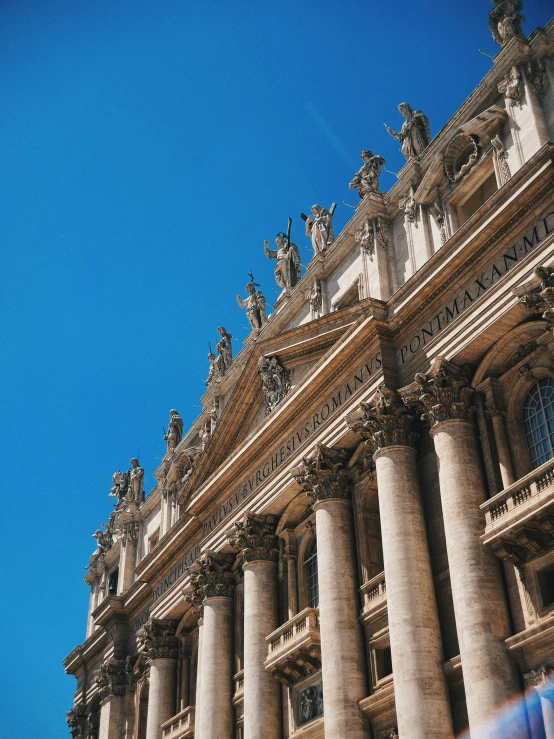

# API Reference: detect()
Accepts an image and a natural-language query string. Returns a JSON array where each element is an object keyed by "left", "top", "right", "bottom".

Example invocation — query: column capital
[
  {"left": 406, "top": 358, "right": 474, "bottom": 427},
  {"left": 186, "top": 551, "right": 236, "bottom": 601},
  {"left": 347, "top": 385, "right": 417, "bottom": 451},
  {"left": 520, "top": 266, "right": 554, "bottom": 331},
  {"left": 138, "top": 618, "right": 178, "bottom": 660},
  {"left": 226, "top": 512, "right": 278, "bottom": 563},
  {"left": 94, "top": 658, "right": 129, "bottom": 699},
  {"left": 291, "top": 443, "right": 352, "bottom": 504},
  {"left": 66, "top": 703, "right": 87, "bottom": 739},
  {"left": 524, "top": 665, "right": 554, "bottom": 695}
]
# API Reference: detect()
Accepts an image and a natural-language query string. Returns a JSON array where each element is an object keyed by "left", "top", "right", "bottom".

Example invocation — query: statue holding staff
[
  {"left": 385, "top": 103, "right": 430, "bottom": 160},
  {"left": 301, "top": 204, "right": 335, "bottom": 255},
  {"left": 264, "top": 219, "right": 301, "bottom": 289},
  {"left": 237, "top": 275, "right": 267, "bottom": 332}
]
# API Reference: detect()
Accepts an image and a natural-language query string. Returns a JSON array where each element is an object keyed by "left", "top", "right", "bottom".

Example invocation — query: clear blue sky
[{"left": 0, "top": 0, "right": 550, "bottom": 735}]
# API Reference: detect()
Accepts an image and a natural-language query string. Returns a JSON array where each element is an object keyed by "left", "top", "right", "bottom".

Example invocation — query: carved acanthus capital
[
  {"left": 291, "top": 443, "right": 352, "bottom": 504},
  {"left": 227, "top": 512, "right": 278, "bottom": 563},
  {"left": 524, "top": 665, "right": 554, "bottom": 694},
  {"left": 66, "top": 703, "right": 87, "bottom": 739},
  {"left": 347, "top": 385, "right": 417, "bottom": 450},
  {"left": 407, "top": 359, "right": 474, "bottom": 427},
  {"left": 137, "top": 619, "right": 178, "bottom": 661},
  {"left": 94, "top": 658, "right": 128, "bottom": 699},
  {"left": 520, "top": 266, "right": 554, "bottom": 330},
  {"left": 188, "top": 551, "right": 236, "bottom": 600}
]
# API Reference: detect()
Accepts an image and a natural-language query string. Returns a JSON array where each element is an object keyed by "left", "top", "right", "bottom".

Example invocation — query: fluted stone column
[
  {"left": 95, "top": 659, "right": 128, "bottom": 739},
  {"left": 292, "top": 444, "right": 369, "bottom": 739},
  {"left": 186, "top": 552, "right": 235, "bottom": 739},
  {"left": 138, "top": 619, "right": 178, "bottom": 739},
  {"left": 414, "top": 360, "right": 526, "bottom": 739},
  {"left": 227, "top": 513, "right": 281, "bottom": 739},
  {"left": 281, "top": 530, "right": 298, "bottom": 619},
  {"left": 348, "top": 389, "right": 453, "bottom": 739},
  {"left": 525, "top": 667, "right": 554, "bottom": 739}
]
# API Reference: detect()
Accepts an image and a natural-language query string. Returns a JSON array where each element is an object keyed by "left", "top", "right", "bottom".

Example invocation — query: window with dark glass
[
  {"left": 523, "top": 378, "right": 554, "bottom": 469},
  {"left": 108, "top": 568, "right": 119, "bottom": 595},
  {"left": 305, "top": 539, "right": 319, "bottom": 609}
]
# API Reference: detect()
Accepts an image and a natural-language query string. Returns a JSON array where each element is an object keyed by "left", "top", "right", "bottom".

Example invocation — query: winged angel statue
[{"left": 489, "top": 0, "right": 524, "bottom": 47}]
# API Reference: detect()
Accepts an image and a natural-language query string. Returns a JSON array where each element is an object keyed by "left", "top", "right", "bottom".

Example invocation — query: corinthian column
[
  {"left": 138, "top": 619, "right": 178, "bottom": 739},
  {"left": 348, "top": 388, "right": 453, "bottom": 739},
  {"left": 412, "top": 360, "right": 526, "bottom": 739},
  {"left": 292, "top": 444, "right": 369, "bottom": 739},
  {"left": 95, "top": 658, "right": 128, "bottom": 739},
  {"left": 187, "top": 552, "right": 235, "bottom": 739},
  {"left": 227, "top": 513, "right": 281, "bottom": 739}
]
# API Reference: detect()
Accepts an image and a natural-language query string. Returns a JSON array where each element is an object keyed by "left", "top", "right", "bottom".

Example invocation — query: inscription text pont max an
[
  {"left": 398, "top": 210, "right": 554, "bottom": 366},
  {"left": 203, "top": 351, "right": 382, "bottom": 537}
]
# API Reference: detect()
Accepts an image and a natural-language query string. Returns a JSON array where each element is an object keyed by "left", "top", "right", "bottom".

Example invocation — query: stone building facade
[{"left": 65, "top": 9, "right": 554, "bottom": 739}]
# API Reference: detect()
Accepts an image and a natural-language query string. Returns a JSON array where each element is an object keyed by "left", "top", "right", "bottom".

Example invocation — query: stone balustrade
[
  {"left": 360, "top": 571, "right": 387, "bottom": 618},
  {"left": 481, "top": 458, "right": 554, "bottom": 545},
  {"left": 160, "top": 706, "right": 195, "bottom": 739},
  {"left": 264, "top": 607, "right": 321, "bottom": 686}
]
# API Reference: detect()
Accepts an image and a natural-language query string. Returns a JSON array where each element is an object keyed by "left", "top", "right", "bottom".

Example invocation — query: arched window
[
  {"left": 523, "top": 378, "right": 554, "bottom": 469},
  {"left": 305, "top": 538, "right": 319, "bottom": 609}
]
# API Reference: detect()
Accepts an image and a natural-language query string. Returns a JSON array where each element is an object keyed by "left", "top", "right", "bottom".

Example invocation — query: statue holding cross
[{"left": 264, "top": 218, "right": 301, "bottom": 289}]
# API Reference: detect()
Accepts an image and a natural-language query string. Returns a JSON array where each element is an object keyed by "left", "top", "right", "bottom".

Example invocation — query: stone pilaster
[
  {"left": 292, "top": 444, "right": 369, "bottom": 739},
  {"left": 281, "top": 530, "right": 298, "bottom": 619},
  {"left": 525, "top": 667, "right": 554, "bottom": 739},
  {"left": 188, "top": 552, "right": 235, "bottom": 739},
  {"left": 348, "top": 386, "right": 453, "bottom": 739},
  {"left": 119, "top": 522, "right": 139, "bottom": 593},
  {"left": 227, "top": 513, "right": 281, "bottom": 739},
  {"left": 95, "top": 659, "right": 128, "bottom": 739},
  {"left": 138, "top": 620, "right": 178, "bottom": 739},
  {"left": 412, "top": 360, "right": 526, "bottom": 739}
]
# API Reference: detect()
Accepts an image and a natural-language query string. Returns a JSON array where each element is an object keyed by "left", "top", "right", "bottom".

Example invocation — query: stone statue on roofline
[
  {"left": 489, "top": 0, "right": 524, "bottom": 47},
  {"left": 164, "top": 409, "right": 183, "bottom": 453},
  {"left": 264, "top": 232, "right": 301, "bottom": 289},
  {"left": 349, "top": 150, "right": 386, "bottom": 198},
  {"left": 301, "top": 204, "right": 335, "bottom": 255},
  {"left": 129, "top": 458, "right": 144, "bottom": 502},
  {"left": 216, "top": 327, "right": 233, "bottom": 372},
  {"left": 237, "top": 274, "right": 267, "bottom": 332},
  {"left": 385, "top": 103, "right": 430, "bottom": 160}
]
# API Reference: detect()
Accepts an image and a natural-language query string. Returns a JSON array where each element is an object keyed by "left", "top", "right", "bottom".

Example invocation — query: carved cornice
[
  {"left": 520, "top": 266, "right": 554, "bottom": 330},
  {"left": 137, "top": 619, "right": 178, "bottom": 661},
  {"left": 227, "top": 512, "right": 278, "bottom": 563},
  {"left": 187, "top": 551, "right": 236, "bottom": 600},
  {"left": 405, "top": 358, "right": 474, "bottom": 427},
  {"left": 291, "top": 443, "right": 352, "bottom": 503},
  {"left": 347, "top": 385, "right": 417, "bottom": 450},
  {"left": 94, "top": 658, "right": 128, "bottom": 699}
]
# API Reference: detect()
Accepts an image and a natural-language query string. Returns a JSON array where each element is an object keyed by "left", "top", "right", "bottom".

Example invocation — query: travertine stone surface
[
  {"left": 145, "top": 659, "right": 177, "bottom": 739},
  {"left": 431, "top": 419, "right": 526, "bottom": 739},
  {"left": 243, "top": 560, "right": 281, "bottom": 739},
  {"left": 98, "top": 696, "right": 125, "bottom": 739},
  {"left": 374, "top": 445, "right": 454, "bottom": 739},
  {"left": 197, "top": 597, "right": 234, "bottom": 739},
  {"left": 315, "top": 497, "right": 369, "bottom": 739}
]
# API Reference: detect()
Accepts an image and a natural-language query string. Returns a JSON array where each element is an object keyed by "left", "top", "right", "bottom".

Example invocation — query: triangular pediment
[{"left": 177, "top": 300, "right": 378, "bottom": 503}]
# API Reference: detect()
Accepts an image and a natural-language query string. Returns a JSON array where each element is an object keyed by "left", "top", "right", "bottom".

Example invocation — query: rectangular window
[
  {"left": 538, "top": 563, "right": 554, "bottom": 609},
  {"left": 108, "top": 568, "right": 119, "bottom": 595},
  {"left": 148, "top": 529, "right": 160, "bottom": 552}
]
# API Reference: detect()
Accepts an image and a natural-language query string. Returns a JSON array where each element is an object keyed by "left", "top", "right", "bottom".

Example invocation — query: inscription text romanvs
[
  {"left": 202, "top": 350, "right": 382, "bottom": 537},
  {"left": 398, "top": 210, "right": 554, "bottom": 366}
]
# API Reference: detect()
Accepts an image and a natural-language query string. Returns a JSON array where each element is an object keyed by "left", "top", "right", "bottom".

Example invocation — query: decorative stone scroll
[
  {"left": 138, "top": 619, "right": 178, "bottom": 660},
  {"left": 355, "top": 218, "right": 390, "bottom": 255},
  {"left": 444, "top": 133, "right": 480, "bottom": 183},
  {"left": 491, "top": 135, "right": 512, "bottom": 185},
  {"left": 408, "top": 359, "right": 475, "bottom": 427},
  {"left": 291, "top": 443, "right": 352, "bottom": 504},
  {"left": 258, "top": 355, "right": 292, "bottom": 415},
  {"left": 520, "top": 266, "right": 554, "bottom": 331},
  {"left": 187, "top": 551, "right": 236, "bottom": 601},
  {"left": 227, "top": 512, "right": 278, "bottom": 563},
  {"left": 94, "top": 658, "right": 128, "bottom": 699},
  {"left": 526, "top": 59, "right": 547, "bottom": 99},
  {"left": 306, "top": 279, "right": 322, "bottom": 314},
  {"left": 347, "top": 386, "right": 417, "bottom": 451},
  {"left": 498, "top": 66, "right": 523, "bottom": 106}
]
